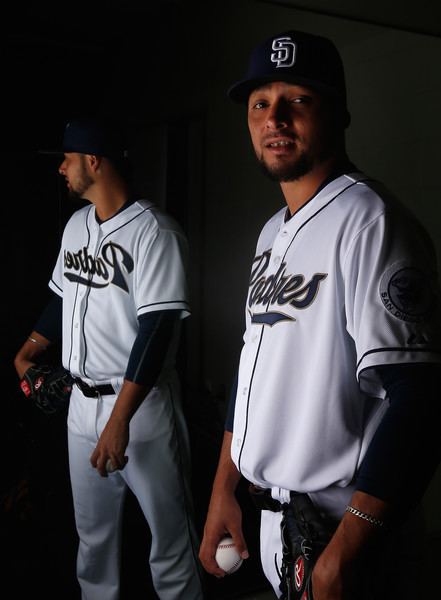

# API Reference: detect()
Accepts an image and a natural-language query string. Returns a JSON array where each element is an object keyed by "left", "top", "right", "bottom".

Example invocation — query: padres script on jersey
[
  {"left": 231, "top": 172, "right": 441, "bottom": 508},
  {"left": 49, "top": 199, "right": 190, "bottom": 384}
]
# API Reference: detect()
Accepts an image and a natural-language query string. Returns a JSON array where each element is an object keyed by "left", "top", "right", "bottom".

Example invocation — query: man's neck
[
  {"left": 88, "top": 180, "right": 130, "bottom": 222},
  {"left": 281, "top": 155, "right": 352, "bottom": 216}
]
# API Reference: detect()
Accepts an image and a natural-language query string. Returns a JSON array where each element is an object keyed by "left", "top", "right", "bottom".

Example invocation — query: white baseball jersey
[
  {"left": 49, "top": 199, "right": 190, "bottom": 384},
  {"left": 232, "top": 172, "right": 441, "bottom": 506},
  {"left": 47, "top": 199, "right": 204, "bottom": 599}
]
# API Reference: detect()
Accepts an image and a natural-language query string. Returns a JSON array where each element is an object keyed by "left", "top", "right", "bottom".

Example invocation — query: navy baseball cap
[
  {"left": 40, "top": 116, "right": 128, "bottom": 160},
  {"left": 228, "top": 30, "right": 348, "bottom": 111}
]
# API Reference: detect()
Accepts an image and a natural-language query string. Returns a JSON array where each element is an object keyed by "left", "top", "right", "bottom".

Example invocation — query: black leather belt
[{"left": 74, "top": 378, "right": 115, "bottom": 398}]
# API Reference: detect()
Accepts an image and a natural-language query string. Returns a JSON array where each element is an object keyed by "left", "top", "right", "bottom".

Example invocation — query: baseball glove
[
  {"left": 280, "top": 493, "right": 335, "bottom": 600},
  {"left": 20, "top": 365, "right": 74, "bottom": 415}
]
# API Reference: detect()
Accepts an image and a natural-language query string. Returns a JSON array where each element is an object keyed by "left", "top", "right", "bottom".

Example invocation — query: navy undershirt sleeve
[
  {"left": 356, "top": 363, "right": 441, "bottom": 510},
  {"left": 225, "top": 370, "right": 238, "bottom": 432},
  {"left": 33, "top": 293, "right": 62, "bottom": 342},
  {"left": 125, "top": 310, "right": 180, "bottom": 388}
]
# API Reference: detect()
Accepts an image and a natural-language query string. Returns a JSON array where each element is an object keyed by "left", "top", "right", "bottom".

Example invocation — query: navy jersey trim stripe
[
  {"left": 50, "top": 278, "right": 63, "bottom": 294},
  {"left": 138, "top": 300, "right": 190, "bottom": 311},
  {"left": 357, "top": 347, "right": 441, "bottom": 371},
  {"left": 238, "top": 324, "right": 266, "bottom": 473}
]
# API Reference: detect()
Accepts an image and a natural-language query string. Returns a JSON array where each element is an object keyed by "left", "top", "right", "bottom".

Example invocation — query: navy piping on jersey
[
  {"left": 94, "top": 198, "right": 136, "bottom": 224},
  {"left": 236, "top": 176, "right": 370, "bottom": 473},
  {"left": 357, "top": 347, "right": 441, "bottom": 373},
  {"left": 79, "top": 203, "right": 153, "bottom": 379},
  {"left": 237, "top": 326, "right": 265, "bottom": 472},
  {"left": 49, "top": 279, "right": 62, "bottom": 294},
  {"left": 77, "top": 205, "right": 94, "bottom": 376},
  {"left": 138, "top": 299, "right": 191, "bottom": 312}
]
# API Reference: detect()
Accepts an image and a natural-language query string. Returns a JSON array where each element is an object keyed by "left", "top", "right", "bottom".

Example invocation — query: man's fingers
[
  {"left": 199, "top": 534, "right": 228, "bottom": 578},
  {"left": 199, "top": 530, "right": 249, "bottom": 578},
  {"left": 105, "top": 456, "right": 128, "bottom": 473},
  {"left": 229, "top": 530, "right": 249, "bottom": 560}
]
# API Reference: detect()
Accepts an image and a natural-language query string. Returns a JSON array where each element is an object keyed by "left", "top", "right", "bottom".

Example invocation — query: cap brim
[
  {"left": 38, "top": 149, "right": 64, "bottom": 156},
  {"left": 227, "top": 74, "right": 343, "bottom": 104}
]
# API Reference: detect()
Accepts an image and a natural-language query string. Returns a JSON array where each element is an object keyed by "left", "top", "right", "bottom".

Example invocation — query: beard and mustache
[
  {"left": 66, "top": 156, "right": 94, "bottom": 201},
  {"left": 257, "top": 148, "right": 313, "bottom": 183},
  {"left": 256, "top": 127, "right": 338, "bottom": 183}
]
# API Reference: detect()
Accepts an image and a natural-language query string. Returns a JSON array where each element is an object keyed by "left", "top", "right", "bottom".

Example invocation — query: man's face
[
  {"left": 58, "top": 152, "right": 94, "bottom": 200},
  {"left": 247, "top": 81, "right": 342, "bottom": 182}
]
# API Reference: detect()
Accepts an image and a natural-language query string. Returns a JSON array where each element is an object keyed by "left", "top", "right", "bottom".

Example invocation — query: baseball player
[
  {"left": 199, "top": 30, "right": 441, "bottom": 599},
  {"left": 14, "top": 117, "right": 204, "bottom": 599}
]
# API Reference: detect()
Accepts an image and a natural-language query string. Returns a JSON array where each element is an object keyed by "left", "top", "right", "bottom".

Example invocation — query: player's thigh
[
  {"left": 124, "top": 430, "right": 192, "bottom": 536},
  {"left": 68, "top": 429, "right": 127, "bottom": 532}
]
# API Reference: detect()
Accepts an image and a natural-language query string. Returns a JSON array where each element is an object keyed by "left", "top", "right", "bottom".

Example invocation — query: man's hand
[
  {"left": 90, "top": 416, "right": 129, "bottom": 477},
  {"left": 20, "top": 364, "right": 73, "bottom": 415},
  {"left": 199, "top": 431, "right": 249, "bottom": 577},
  {"left": 90, "top": 379, "right": 152, "bottom": 477},
  {"left": 311, "top": 535, "right": 359, "bottom": 600},
  {"left": 199, "top": 490, "right": 248, "bottom": 577}
]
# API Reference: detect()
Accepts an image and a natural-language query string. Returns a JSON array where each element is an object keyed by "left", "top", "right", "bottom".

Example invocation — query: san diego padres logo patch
[{"left": 379, "top": 263, "right": 436, "bottom": 323}]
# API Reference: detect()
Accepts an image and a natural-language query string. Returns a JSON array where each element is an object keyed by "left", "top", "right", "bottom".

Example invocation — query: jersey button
[
  {"left": 242, "top": 387, "right": 248, "bottom": 395},
  {"left": 274, "top": 256, "right": 281, "bottom": 265}
]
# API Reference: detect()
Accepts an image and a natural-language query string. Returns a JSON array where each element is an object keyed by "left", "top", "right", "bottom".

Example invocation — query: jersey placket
[
  {"left": 75, "top": 219, "right": 103, "bottom": 381},
  {"left": 236, "top": 219, "right": 296, "bottom": 475}
]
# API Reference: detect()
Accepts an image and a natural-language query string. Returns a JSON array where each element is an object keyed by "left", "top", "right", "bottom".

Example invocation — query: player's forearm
[
  {"left": 211, "top": 431, "right": 242, "bottom": 496},
  {"left": 320, "top": 490, "right": 389, "bottom": 569},
  {"left": 312, "top": 490, "right": 390, "bottom": 598},
  {"left": 341, "top": 490, "right": 390, "bottom": 542},
  {"left": 14, "top": 331, "right": 51, "bottom": 378},
  {"left": 108, "top": 379, "right": 151, "bottom": 423},
  {"left": 326, "top": 490, "right": 390, "bottom": 564}
]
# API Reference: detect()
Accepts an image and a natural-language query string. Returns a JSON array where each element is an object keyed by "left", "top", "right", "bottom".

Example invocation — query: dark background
[
  {"left": 2, "top": 2, "right": 266, "bottom": 598},
  {"left": 2, "top": 1, "right": 441, "bottom": 599}
]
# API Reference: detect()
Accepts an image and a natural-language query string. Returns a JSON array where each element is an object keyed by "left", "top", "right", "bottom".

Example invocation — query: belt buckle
[
  {"left": 75, "top": 378, "right": 98, "bottom": 398},
  {"left": 85, "top": 385, "right": 99, "bottom": 398}
]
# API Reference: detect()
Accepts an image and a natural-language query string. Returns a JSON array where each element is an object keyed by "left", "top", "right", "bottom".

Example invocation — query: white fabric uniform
[
  {"left": 231, "top": 172, "right": 441, "bottom": 595},
  {"left": 49, "top": 199, "right": 203, "bottom": 600}
]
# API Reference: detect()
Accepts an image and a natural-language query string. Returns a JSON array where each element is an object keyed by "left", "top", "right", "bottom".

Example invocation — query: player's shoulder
[
  {"left": 338, "top": 172, "right": 414, "bottom": 222},
  {"left": 259, "top": 206, "right": 287, "bottom": 235},
  {"left": 133, "top": 199, "right": 186, "bottom": 236},
  {"left": 339, "top": 172, "right": 389, "bottom": 210},
  {"left": 64, "top": 203, "right": 93, "bottom": 226},
  {"left": 338, "top": 172, "right": 434, "bottom": 247}
]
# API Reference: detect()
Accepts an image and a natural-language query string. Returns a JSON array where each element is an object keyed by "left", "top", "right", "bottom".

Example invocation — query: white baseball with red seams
[{"left": 215, "top": 536, "right": 243, "bottom": 574}]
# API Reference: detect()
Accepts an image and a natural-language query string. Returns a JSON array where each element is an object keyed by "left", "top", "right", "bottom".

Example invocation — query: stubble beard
[
  {"left": 257, "top": 150, "right": 314, "bottom": 183},
  {"left": 67, "top": 157, "right": 94, "bottom": 201}
]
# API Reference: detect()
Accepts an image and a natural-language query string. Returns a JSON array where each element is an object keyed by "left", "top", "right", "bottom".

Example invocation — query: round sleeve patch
[{"left": 379, "top": 263, "right": 437, "bottom": 323}]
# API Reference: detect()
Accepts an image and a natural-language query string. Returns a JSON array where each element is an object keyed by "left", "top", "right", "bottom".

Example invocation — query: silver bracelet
[
  {"left": 345, "top": 505, "right": 385, "bottom": 528},
  {"left": 28, "top": 336, "right": 48, "bottom": 349}
]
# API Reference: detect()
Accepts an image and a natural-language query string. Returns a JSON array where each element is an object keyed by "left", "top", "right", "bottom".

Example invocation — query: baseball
[
  {"left": 105, "top": 459, "right": 117, "bottom": 473},
  {"left": 215, "top": 536, "right": 243, "bottom": 574}
]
